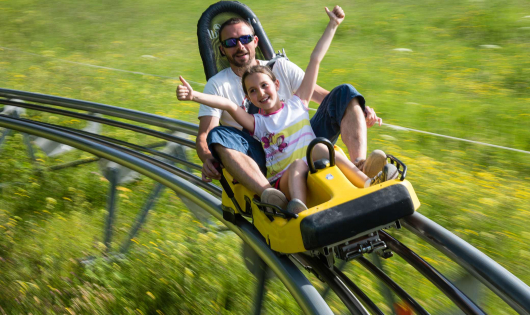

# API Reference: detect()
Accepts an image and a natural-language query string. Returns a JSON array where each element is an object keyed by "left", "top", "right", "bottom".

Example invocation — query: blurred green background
[{"left": 1, "top": 0, "right": 529, "bottom": 314}]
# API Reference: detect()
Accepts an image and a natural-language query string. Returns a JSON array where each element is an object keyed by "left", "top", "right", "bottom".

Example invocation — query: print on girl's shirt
[{"left": 261, "top": 133, "right": 289, "bottom": 176}]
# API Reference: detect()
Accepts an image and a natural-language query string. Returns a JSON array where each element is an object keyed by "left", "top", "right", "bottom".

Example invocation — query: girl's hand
[
  {"left": 177, "top": 76, "right": 194, "bottom": 101},
  {"left": 325, "top": 5, "right": 345, "bottom": 26}
]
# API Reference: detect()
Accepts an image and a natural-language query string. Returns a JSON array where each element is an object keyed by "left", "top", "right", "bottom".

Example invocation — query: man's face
[{"left": 220, "top": 23, "right": 258, "bottom": 68}]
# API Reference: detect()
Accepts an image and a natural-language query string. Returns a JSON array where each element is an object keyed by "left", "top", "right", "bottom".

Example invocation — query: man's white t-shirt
[{"left": 197, "top": 58, "right": 305, "bottom": 129}]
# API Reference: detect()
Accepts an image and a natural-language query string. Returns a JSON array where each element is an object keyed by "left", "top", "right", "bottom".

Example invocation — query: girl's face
[{"left": 244, "top": 73, "right": 281, "bottom": 114}]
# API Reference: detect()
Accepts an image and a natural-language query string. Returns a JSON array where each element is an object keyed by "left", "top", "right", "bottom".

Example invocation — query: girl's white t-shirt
[{"left": 252, "top": 95, "right": 315, "bottom": 182}]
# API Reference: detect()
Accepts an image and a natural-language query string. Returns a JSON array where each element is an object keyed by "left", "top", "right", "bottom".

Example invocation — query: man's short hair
[{"left": 218, "top": 18, "right": 255, "bottom": 42}]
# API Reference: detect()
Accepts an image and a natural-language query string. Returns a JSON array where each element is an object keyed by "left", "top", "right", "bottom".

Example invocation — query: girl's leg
[
  {"left": 278, "top": 159, "right": 309, "bottom": 203},
  {"left": 335, "top": 152, "right": 369, "bottom": 187},
  {"left": 311, "top": 144, "right": 369, "bottom": 188}
]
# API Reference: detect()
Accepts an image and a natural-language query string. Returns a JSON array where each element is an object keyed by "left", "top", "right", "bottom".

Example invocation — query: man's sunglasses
[{"left": 220, "top": 35, "right": 255, "bottom": 48}]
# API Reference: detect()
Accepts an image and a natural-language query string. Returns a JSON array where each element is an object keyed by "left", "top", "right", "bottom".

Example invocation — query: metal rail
[
  {"left": 403, "top": 212, "right": 530, "bottom": 315},
  {"left": 0, "top": 116, "right": 333, "bottom": 315},
  {"left": 357, "top": 256, "right": 430, "bottom": 315},
  {"left": 298, "top": 254, "right": 370, "bottom": 315},
  {"left": 332, "top": 266, "right": 384, "bottom": 315},
  {"left": 0, "top": 88, "right": 199, "bottom": 135},
  {"left": 2, "top": 115, "right": 218, "bottom": 197},
  {"left": 0, "top": 99, "right": 197, "bottom": 148},
  {"left": 14, "top": 116, "right": 202, "bottom": 172},
  {"left": 380, "top": 231, "right": 486, "bottom": 315},
  {"left": 2, "top": 90, "right": 530, "bottom": 314}
]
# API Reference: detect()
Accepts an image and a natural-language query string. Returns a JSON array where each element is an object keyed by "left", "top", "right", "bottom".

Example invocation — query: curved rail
[
  {"left": 356, "top": 256, "right": 430, "bottom": 315},
  {"left": 2, "top": 88, "right": 530, "bottom": 314},
  {"left": 403, "top": 213, "right": 530, "bottom": 315},
  {"left": 0, "top": 116, "right": 333, "bottom": 315},
  {"left": 0, "top": 88, "right": 199, "bottom": 135},
  {"left": 380, "top": 231, "right": 486, "bottom": 315},
  {"left": 10, "top": 115, "right": 202, "bottom": 172},
  {"left": 299, "top": 254, "right": 370, "bottom": 315},
  {"left": 0, "top": 99, "right": 197, "bottom": 148},
  {"left": 332, "top": 266, "right": 384, "bottom": 315},
  {"left": 2, "top": 115, "right": 219, "bottom": 197}
]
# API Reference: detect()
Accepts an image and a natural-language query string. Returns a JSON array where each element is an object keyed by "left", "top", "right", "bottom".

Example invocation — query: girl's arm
[
  {"left": 296, "top": 6, "right": 345, "bottom": 104},
  {"left": 177, "top": 76, "right": 255, "bottom": 133}
]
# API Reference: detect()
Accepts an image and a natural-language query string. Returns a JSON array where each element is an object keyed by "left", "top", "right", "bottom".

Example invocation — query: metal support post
[
  {"left": 252, "top": 258, "right": 269, "bottom": 315},
  {"left": 120, "top": 182, "right": 165, "bottom": 253},
  {"left": 0, "top": 127, "right": 12, "bottom": 152},
  {"left": 104, "top": 167, "right": 119, "bottom": 252},
  {"left": 22, "top": 132, "right": 36, "bottom": 161},
  {"left": 120, "top": 134, "right": 209, "bottom": 253}
]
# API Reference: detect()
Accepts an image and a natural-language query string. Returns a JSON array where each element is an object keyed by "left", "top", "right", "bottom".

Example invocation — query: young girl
[{"left": 178, "top": 6, "right": 389, "bottom": 214}]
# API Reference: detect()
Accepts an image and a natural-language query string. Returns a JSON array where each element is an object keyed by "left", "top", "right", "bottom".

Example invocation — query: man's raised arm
[{"left": 312, "top": 84, "right": 329, "bottom": 104}]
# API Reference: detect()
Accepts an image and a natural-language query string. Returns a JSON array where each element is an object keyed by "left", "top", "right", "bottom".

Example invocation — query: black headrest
[{"left": 197, "top": 1, "right": 276, "bottom": 81}]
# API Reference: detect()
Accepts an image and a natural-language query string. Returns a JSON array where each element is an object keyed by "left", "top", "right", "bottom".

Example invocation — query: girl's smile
[{"left": 244, "top": 73, "right": 281, "bottom": 114}]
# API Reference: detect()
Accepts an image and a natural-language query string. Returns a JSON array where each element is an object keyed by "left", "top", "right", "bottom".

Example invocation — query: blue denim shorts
[
  {"left": 206, "top": 84, "right": 364, "bottom": 175},
  {"left": 310, "top": 84, "right": 365, "bottom": 144},
  {"left": 207, "top": 126, "right": 268, "bottom": 175}
]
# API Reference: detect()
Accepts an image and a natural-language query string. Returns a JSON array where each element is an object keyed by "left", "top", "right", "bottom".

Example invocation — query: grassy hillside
[{"left": 1, "top": 0, "right": 529, "bottom": 313}]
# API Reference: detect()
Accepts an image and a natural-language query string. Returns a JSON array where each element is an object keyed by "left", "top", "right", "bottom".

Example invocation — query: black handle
[
  {"left": 387, "top": 154, "right": 407, "bottom": 181},
  {"left": 306, "top": 137, "right": 335, "bottom": 174}
]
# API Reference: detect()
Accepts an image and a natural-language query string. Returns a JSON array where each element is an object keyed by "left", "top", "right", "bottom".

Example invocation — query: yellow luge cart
[{"left": 221, "top": 138, "right": 420, "bottom": 266}]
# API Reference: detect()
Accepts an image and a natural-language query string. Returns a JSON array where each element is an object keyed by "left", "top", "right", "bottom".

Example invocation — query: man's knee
[
  {"left": 330, "top": 84, "right": 365, "bottom": 110},
  {"left": 337, "top": 84, "right": 363, "bottom": 109},
  {"left": 335, "top": 83, "right": 356, "bottom": 95},
  {"left": 207, "top": 126, "right": 251, "bottom": 160},
  {"left": 209, "top": 144, "right": 243, "bottom": 170},
  {"left": 212, "top": 144, "right": 243, "bottom": 161}
]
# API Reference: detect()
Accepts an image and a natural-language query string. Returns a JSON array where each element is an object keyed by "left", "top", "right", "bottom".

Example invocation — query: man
[{"left": 191, "top": 17, "right": 387, "bottom": 205}]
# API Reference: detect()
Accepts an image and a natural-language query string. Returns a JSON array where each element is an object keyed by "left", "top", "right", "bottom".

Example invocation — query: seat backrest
[{"left": 197, "top": 1, "right": 276, "bottom": 81}]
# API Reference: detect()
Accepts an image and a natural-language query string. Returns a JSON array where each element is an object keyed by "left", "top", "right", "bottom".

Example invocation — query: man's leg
[
  {"left": 311, "top": 84, "right": 367, "bottom": 162},
  {"left": 340, "top": 100, "right": 387, "bottom": 177},
  {"left": 213, "top": 144, "right": 271, "bottom": 195},
  {"left": 338, "top": 97, "right": 367, "bottom": 164},
  {"left": 207, "top": 126, "right": 273, "bottom": 196},
  {"left": 311, "top": 84, "right": 386, "bottom": 177},
  {"left": 208, "top": 126, "right": 287, "bottom": 209}
]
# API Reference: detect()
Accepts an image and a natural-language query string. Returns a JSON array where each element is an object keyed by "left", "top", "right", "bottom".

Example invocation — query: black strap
[{"left": 265, "top": 53, "right": 288, "bottom": 70}]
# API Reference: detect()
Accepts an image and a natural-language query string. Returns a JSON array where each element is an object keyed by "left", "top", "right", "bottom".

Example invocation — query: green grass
[{"left": 1, "top": 0, "right": 530, "bottom": 314}]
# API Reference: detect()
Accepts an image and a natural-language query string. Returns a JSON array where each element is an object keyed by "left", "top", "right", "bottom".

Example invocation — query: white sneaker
[
  {"left": 286, "top": 199, "right": 308, "bottom": 214},
  {"left": 368, "top": 163, "right": 399, "bottom": 187},
  {"left": 357, "top": 149, "right": 388, "bottom": 178},
  {"left": 261, "top": 188, "right": 288, "bottom": 212}
]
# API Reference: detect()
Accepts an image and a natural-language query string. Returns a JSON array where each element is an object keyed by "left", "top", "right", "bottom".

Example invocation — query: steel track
[{"left": 1, "top": 89, "right": 529, "bottom": 314}]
